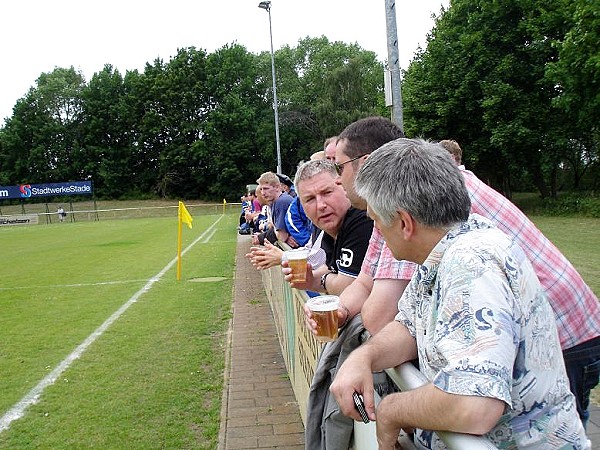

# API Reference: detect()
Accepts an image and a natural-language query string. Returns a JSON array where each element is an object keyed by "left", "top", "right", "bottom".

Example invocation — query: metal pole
[
  {"left": 260, "top": 2, "right": 282, "bottom": 174},
  {"left": 384, "top": 0, "right": 404, "bottom": 132}
]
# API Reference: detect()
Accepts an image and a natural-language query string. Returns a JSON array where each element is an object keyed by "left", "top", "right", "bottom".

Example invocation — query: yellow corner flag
[
  {"left": 177, "top": 201, "right": 193, "bottom": 280},
  {"left": 222, "top": 198, "right": 227, "bottom": 215},
  {"left": 179, "top": 201, "right": 193, "bottom": 229}
]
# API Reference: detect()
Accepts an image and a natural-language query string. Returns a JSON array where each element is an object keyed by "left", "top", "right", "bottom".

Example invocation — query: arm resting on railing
[{"left": 384, "top": 363, "right": 498, "bottom": 450}]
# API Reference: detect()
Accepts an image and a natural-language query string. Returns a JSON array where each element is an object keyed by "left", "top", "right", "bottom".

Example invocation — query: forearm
[
  {"left": 276, "top": 229, "right": 289, "bottom": 244},
  {"left": 362, "top": 278, "right": 409, "bottom": 335},
  {"left": 338, "top": 271, "right": 373, "bottom": 318},
  {"left": 376, "top": 383, "right": 505, "bottom": 436},
  {"left": 322, "top": 272, "right": 355, "bottom": 296},
  {"left": 364, "top": 320, "right": 418, "bottom": 372},
  {"left": 330, "top": 320, "right": 417, "bottom": 422}
]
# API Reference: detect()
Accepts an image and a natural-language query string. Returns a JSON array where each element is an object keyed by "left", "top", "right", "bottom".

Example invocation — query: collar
[{"left": 415, "top": 214, "right": 494, "bottom": 290}]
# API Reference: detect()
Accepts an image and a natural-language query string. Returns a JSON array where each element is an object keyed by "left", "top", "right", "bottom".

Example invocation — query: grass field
[
  {"left": 0, "top": 206, "right": 598, "bottom": 447},
  {"left": 0, "top": 211, "right": 238, "bottom": 449}
]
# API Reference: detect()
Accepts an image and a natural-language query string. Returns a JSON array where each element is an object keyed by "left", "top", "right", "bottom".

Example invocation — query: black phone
[{"left": 352, "top": 391, "right": 370, "bottom": 423}]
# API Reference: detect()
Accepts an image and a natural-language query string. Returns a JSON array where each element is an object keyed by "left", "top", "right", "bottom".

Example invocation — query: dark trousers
[{"left": 563, "top": 335, "right": 600, "bottom": 428}]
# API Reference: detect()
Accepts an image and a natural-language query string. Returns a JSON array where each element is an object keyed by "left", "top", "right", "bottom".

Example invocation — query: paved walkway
[
  {"left": 218, "top": 234, "right": 304, "bottom": 449},
  {"left": 218, "top": 234, "right": 600, "bottom": 449}
]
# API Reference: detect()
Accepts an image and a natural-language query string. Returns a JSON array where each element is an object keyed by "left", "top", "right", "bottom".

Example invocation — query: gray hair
[
  {"left": 294, "top": 160, "right": 337, "bottom": 195},
  {"left": 355, "top": 138, "right": 471, "bottom": 228}
]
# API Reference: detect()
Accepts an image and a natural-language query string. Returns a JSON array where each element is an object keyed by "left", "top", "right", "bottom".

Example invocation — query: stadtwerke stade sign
[{"left": 0, "top": 181, "right": 93, "bottom": 200}]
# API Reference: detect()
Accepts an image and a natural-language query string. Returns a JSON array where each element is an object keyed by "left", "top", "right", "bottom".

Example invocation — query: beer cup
[
  {"left": 306, "top": 295, "right": 339, "bottom": 342},
  {"left": 285, "top": 248, "right": 310, "bottom": 282}
]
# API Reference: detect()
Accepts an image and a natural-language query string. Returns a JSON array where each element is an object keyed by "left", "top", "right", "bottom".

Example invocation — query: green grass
[
  {"left": 529, "top": 216, "right": 600, "bottom": 406},
  {"left": 0, "top": 212, "right": 238, "bottom": 449},
  {"left": 0, "top": 207, "right": 598, "bottom": 446},
  {"left": 529, "top": 216, "right": 600, "bottom": 296}
]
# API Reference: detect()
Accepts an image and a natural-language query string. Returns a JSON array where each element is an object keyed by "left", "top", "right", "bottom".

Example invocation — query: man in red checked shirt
[{"left": 440, "top": 139, "right": 600, "bottom": 428}]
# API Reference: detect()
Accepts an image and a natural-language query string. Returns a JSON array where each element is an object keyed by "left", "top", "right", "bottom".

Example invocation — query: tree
[
  {"left": 546, "top": 0, "right": 600, "bottom": 190},
  {"left": 272, "top": 37, "right": 386, "bottom": 167},
  {"left": 200, "top": 44, "right": 274, "bottom": 200},
  {"left": 403, "top": 0, "right": 582, "bottom": 197},
  {"left": 0, "top": 67, "right": 86, "bottom": 184}
]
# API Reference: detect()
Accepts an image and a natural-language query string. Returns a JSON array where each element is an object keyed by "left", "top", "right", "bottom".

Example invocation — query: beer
[
  {"left": 285, "top": 248, "right": 309, "bottom": 282},
  {"left": 307, "top": 295, "right": 339, "bottom": 342}
]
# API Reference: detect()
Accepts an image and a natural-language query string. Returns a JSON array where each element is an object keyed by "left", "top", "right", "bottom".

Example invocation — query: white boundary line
[{"left": 0, "top": 216, "right": 224, "bottom": 434}]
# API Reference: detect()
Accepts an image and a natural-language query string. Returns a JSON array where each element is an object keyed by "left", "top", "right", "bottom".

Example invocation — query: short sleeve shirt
[
  {"left": 324, "top": 207, "right": 373, "bottom": 278},
  {"left": 361, "top": 227, "right": 417, "bottom": 280},
  {"left": 396, "top": 215, "right": 587, "bottom": 449},
  {"left": 272, "top": 192, "right": 294, "bottom": 232},
  {"left": 285, "top": 196, "right": 312, "bottom": 247}
]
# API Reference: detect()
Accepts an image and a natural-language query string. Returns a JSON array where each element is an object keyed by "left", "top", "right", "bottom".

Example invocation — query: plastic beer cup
[
  {"left": 306, "top": 295, "right": 339, "bottom": 342},
  {"left": 285, "top": 248, "right": 310, "bottom": 282}
]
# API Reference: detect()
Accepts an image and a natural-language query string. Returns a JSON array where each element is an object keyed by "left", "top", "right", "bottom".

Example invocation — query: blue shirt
[{"left": 285, "top": 197, "right": 312, "bottom": 246}]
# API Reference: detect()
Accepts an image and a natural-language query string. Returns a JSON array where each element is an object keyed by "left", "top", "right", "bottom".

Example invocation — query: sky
[{"left": 0, "top": 0, "right": 448, "bottom": 124}]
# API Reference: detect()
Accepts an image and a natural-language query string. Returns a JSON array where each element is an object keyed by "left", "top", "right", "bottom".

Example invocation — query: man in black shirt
[{"left": 282, "top": 159, "right": 373, "bottom": 296}]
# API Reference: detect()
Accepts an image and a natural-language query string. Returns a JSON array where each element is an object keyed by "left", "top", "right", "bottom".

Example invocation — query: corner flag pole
[{"left": 177, "top": 201, "right": 193, "bottom": 281}]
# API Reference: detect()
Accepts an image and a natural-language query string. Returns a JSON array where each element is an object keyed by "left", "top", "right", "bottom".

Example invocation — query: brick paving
[
  {"left": 218, "top": 234, "right": 600, "bottom": 449},
  {"left": 218, "top": 234, "right": 304, "bottom": 449}
]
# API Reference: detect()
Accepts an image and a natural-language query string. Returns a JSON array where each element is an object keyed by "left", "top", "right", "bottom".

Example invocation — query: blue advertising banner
[{"left": 0, "top": 181, "right": 92, "bottom": 200}]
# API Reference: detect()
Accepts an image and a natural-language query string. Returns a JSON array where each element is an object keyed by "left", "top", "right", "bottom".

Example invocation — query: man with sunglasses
[
  {"left": 304, "top": 116, "right": 418, "bottom": 338},
  {"left": 301, "top": 117, "right": 415, "bottom": 449}
]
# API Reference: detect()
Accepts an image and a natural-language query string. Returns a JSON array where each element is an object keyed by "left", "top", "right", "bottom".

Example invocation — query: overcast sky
[{"left": 1, "top": 0, "right": 448, "bottom": 123}]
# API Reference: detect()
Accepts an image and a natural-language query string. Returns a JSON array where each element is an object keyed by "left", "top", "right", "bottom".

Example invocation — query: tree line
[{"left": 0, "top": 0, "right": 597, "bottom": 201}]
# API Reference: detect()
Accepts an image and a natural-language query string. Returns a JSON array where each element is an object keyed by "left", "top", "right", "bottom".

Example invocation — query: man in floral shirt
[{"left": 330, "top": 138, "right": 589, "bottom": 449}]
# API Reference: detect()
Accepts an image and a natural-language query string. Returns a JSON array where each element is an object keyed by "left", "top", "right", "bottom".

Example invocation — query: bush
[{"left": 513, "top": 192, "right": 600, "bottom": 217}]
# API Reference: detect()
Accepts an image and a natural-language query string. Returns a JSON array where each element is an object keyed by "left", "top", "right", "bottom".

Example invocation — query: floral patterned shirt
[{"left": 396, "top": 215, "right": 588, "bottom": 449}]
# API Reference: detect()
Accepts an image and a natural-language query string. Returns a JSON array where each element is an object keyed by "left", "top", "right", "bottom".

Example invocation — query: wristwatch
[{"left": 320, "top": 271, "right": 332, "bottom": 294}]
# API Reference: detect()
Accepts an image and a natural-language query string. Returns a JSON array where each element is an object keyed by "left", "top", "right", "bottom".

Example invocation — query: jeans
[{"left": 563, "top": 335, "right": 600, "bottom": 428}]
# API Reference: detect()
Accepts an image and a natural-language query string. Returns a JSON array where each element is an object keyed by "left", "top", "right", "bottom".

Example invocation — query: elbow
[
  {"left": 362, "top": 313, "right": 383, "bottom": 336},
  {"left": 361, "top": 304, "right": 395, "bottom": 336},
  {"left": 456, "top": 397, "right": 505, "bottom": 435}
]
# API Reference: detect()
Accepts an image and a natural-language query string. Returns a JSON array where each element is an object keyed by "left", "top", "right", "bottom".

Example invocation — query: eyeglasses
[{"left": 334, "top": 154, "right": 367, "bottom": 176}]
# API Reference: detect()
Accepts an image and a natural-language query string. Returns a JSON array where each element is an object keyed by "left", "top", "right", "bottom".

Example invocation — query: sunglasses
[{"left": 334, "top": 154, "right": 367, "bottom": 176}]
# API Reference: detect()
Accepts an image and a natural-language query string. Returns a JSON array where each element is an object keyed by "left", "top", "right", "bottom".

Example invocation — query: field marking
[
  {"left": 0, "top": 280, "right": 148, "bottom": 291},
  {"left": 0, "top": 215, "right": 224, "bottom": 434},
  {"left": 201, "top": 228, "right": 217, "bottom": 243}
]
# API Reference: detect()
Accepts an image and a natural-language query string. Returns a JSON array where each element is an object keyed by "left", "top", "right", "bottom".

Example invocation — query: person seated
[{"left": 330, "top": 138, "right": 589, "bottom": 449}]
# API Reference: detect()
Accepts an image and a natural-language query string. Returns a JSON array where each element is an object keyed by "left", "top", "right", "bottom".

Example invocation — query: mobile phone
[{"left": 352, "top": 391, "right": 370, "bottom": 423}]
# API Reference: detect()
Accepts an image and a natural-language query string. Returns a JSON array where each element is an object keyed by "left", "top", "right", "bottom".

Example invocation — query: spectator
[
  {"left": 238, "top": 194, "right": 252, "bottom": 234},
  {"left": 329, "top": 116, "right": 416, "bottom": 336},
  {"left": 331, "top": 138, "right": 589, "bottom": 449},
  {"left": 256, "top": 172, "right": 296, "bottom": 247},
  {"left": 246, "top": 150, "right": 330, "bottom": 271},
  {"left": 282, "top": 160, "right": 373, "bottom": 296},
  {"left": 245, "top": 189, "right": 267, "bottom": 235},
  {"left": 440, "top": 138, "right": 600, "bottom": 427},
  {"left": 310, "top": 150, "right": 325, "bottom": 161},
  {"left": 323, "top": 136, "right": 337, "bottom": 162},
  {"left": 286, "top": 159, "right": 374, "bottom": 449},
  {"left": 248, "top": 190, "right": 261, "bottom": 216},
  {"left": 285, "top": 196, "right": 312, "bottom": 247},
  {"left": 277, "top": 173, "right": 296, "bottom": 198},
  {"left": 303, "top": 117, "right": 413, "bottom": 449},
  {"left": 57, "top": 205, "right": 66, "bottom": 222}
]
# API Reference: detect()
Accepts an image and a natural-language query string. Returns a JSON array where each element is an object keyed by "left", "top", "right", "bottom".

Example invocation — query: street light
[{"left": 258, "top": 0, "right": 282, "bottom": 174}]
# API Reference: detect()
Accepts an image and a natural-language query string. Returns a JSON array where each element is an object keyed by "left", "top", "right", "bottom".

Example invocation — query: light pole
[{"left": 258, "top": 0, "right": 282, "bottom": 174}]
